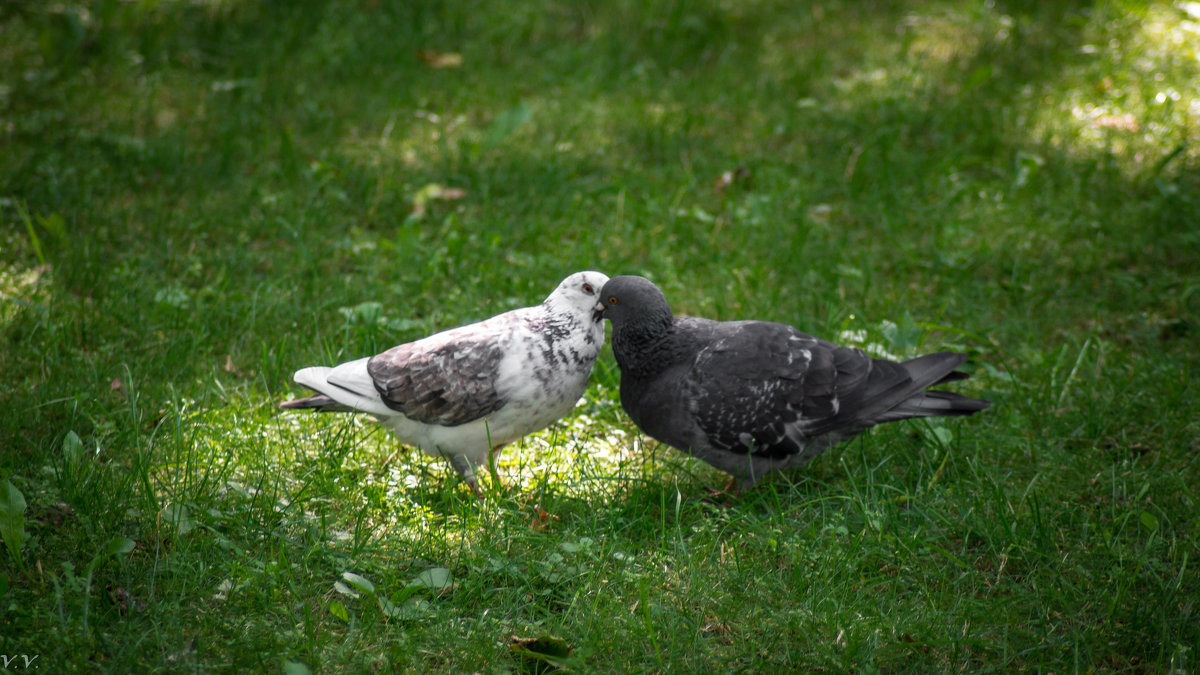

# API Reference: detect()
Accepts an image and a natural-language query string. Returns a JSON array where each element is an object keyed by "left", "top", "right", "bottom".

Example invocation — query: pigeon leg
[
  {"left": 701, "top": 475, "right": 743, "bottom": 504},
  {"left": 486, "top": 441, "right": 511, "bottom": 497},
  {"left": 446, "top": 453, "right": 487, "bottom": 499},
  {"left": 466, "top": 478, "right": 484, "bottom": 500},
  {"left": 720, "top": 475, "right": 740, "bottom": 495}
]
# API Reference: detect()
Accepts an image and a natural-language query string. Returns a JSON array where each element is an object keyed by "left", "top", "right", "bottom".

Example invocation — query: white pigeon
[
  {"left": 280, "top": 271, "right": 610, "bottom": 496},
  {"left": 598, "top": 275, "right": 990, "bottom": 492}
]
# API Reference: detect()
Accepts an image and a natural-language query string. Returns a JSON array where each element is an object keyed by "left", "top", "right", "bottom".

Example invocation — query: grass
[{"left": 2, "top": 0, "right": 1198, "bottom": 671}]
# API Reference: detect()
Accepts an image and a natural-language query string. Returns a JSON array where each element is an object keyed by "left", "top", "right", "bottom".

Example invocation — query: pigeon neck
[
  {"left": 542, "top": 296, "right": 584, "bottom": 324},
  {"left": 542, "top": 296, "right": 567, "bottom": 315},
  {"left": 612, "top": 313, "right": 676, "bottom": 377}
]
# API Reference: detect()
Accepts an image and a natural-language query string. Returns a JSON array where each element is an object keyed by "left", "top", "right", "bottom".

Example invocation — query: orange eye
[
  {"left": 582, "top": 283, "right": 594, "bottom": 294},
  {"left": 608, "top": 296, "right": 618, "bottom": 304}
]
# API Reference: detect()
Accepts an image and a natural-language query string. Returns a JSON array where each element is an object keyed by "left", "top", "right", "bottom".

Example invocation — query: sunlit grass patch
[
  {"left": 0, "top": 259, "right": 47, "bottom": 327},
  {"left": 1025, "top": 3, "right": 1200, "bottom": 173}
]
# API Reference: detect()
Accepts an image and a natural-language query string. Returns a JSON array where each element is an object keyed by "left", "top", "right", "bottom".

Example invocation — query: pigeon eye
[
  {"left": 608, "top": 296, "right": 618, "bottom": 305},
  {"left": 582, "top": 283, "right": 594, "bottom": 294}
]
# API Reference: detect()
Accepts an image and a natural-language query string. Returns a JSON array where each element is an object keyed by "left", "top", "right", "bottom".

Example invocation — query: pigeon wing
[
  {"left": 367, "top": 326, "right": 507, "bottom": 427},
  {"left": 685, "top": 321, "right": 921, "bottom": 459},
  {"left": 684, "top": 321, "right": 820, "bottom": 460}
]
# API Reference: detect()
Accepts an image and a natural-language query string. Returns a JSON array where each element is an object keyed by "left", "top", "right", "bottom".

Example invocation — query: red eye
[
  {"left": 608, "top": 296, "right": 618, "bottom": 304},
  {"left": 583, "top": 283, "right": 594, "bottom": 294}
]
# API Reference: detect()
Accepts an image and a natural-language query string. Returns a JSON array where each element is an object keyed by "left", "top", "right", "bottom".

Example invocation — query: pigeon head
[
  {"left": 597, "top": 275, "right": 675, "bottom": 332},
  {"left": 545, "top": 270, "right": 610, "bottom": 323}
]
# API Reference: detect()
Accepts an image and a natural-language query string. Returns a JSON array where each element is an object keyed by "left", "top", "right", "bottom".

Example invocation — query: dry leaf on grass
[
  {"left": 712, "top": 166, "right": 750, "bottom": 195},
  {"left": 417, "top": 50, "right": 463, "bottom": 68},
  {"left": 509, "top": 634, "right": 572, "bottom": 673},
  {"left": 411, "top": 183, "right": 467, "bottom": 217}
]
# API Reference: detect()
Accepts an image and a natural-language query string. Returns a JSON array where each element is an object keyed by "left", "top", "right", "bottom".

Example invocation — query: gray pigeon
[
  {"left": 597, "top": 275, "right": 990, "bottom": 491},
  {"left": 281, "top": 271, "right": 610, "bottom": 495}
]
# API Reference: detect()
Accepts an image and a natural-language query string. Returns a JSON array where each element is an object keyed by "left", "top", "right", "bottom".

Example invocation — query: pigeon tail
[
  {"left": 876, "top": 389, "right": 991, "bottom": 422},
  {"left": 278, "top": 393, "right": 353, "bottom": 411},
  {"left": 277, "top": 362, "right": 398, "bottom": 415},
  {"left": 291, "top": 361, "right": 397, "bottom": 416},
  {"left": 900, "top": 352, "right": 969, "bottom": 390},
  {"left": 867, "top": 353, "right": 990, "bottom": 423},
  {"left": 837, "top": 352, "right": 966, "bottom": 427}
]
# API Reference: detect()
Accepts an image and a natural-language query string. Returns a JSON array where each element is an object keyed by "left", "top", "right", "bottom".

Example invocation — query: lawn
[{"left": 2, "top": 0, "right": 1198, "bottom": 671}]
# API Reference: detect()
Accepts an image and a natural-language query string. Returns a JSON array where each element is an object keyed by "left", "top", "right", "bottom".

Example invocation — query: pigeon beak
[{"left": 592, "top": 300, "right": 606, "bottom": 322}]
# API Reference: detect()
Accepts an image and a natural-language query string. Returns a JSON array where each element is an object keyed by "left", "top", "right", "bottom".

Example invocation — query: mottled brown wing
[{"left": 366, "top": 330, "right": 506, "bottom": 427}]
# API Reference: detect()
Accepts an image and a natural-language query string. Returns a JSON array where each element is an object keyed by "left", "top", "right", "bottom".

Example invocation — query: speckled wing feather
[
  {"left": 367, "top": 326, "right": 507, "bottom": 427},
  {"left": 684, "top": 320, "right": 913, "bottom": 460},
  {"left": 684, "top": 321, "right": 812, "bottom": 460}
]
